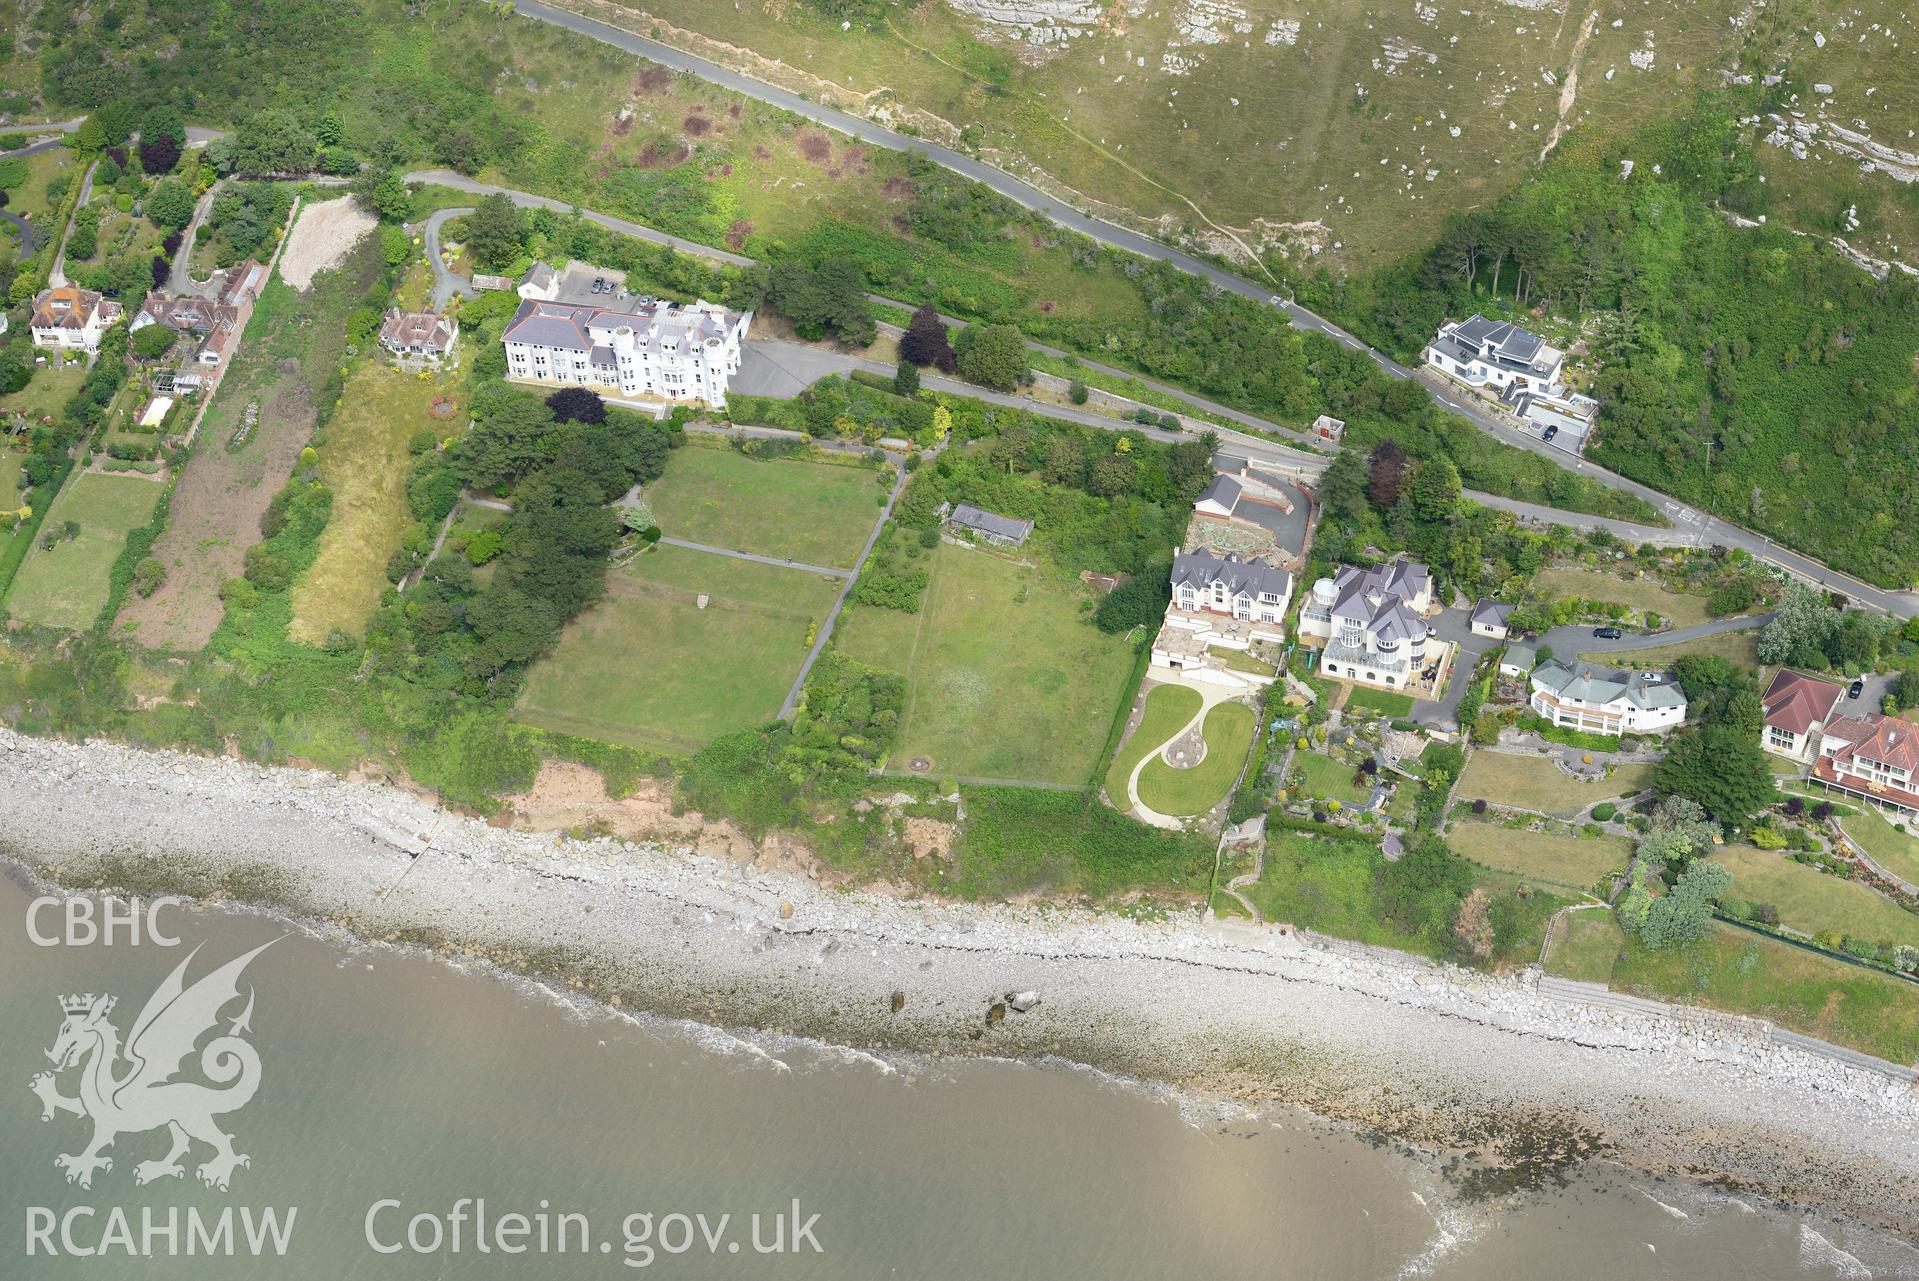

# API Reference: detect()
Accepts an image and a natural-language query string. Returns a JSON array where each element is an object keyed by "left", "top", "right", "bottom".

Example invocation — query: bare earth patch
[
  {"left": 276, "top": 199, "right": 375, "bottom": 292},
  {"left": 504, "top": 762, "right": 766, "bottom": 865}
]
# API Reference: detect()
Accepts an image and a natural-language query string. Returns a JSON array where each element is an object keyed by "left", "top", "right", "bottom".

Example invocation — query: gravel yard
[{"left": 276, "top": 196, "right": 376, "bottom": 291}]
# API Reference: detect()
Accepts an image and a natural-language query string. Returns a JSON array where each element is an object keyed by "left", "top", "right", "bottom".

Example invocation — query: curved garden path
[{"left": 1122, "top": 678, "right": 1240, "bottom": 829}]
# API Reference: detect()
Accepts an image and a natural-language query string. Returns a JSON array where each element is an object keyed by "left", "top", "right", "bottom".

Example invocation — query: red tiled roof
[
  {"left": 1810, "top": 755, "right": 1919, "bottom": 815},
  {"left": 1762, "top": 669, "right": 1844, "bottom": 737}
]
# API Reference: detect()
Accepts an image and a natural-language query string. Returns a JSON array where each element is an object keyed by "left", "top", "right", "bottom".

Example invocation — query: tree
[
  {"left": 1087, "top": 455, "right": 1136, "bottom": 497},
  {"left": 1375, "top": 836, "right": 1474, "bottom": 937},
  {"left": 545, "top": 386, "right": 606, "bottom": 425},
  {"left": 131, "top": 325, "right": 177, "bottom": 360},
  {"left": 765, "top": 258, "right": 875, "bottom": 346},
  {"left": 73, "top": 117, "right": 106, "bottom": 153},
  {"left": 1318, "top": 450, "right": 1367, "bottom": 524},
  {"left": 456, "top": 393, "right": 559, "bottom": 491},
  {"left": 355, "top": 168, "right": 415, "bottom": 223},
  {"left": 1637, "top": 861, "right": 1732, "bottom": 950},
  {"left": 1895, "top": 669, "right": 1919, "bottom": 713},
  {"left": 463, "top": 193, "right": 527, "bottom": 271},
  {"left": 892, "top": 360, "right": 919, "bottom": 397},
  {"left": 144, "top": 178, "right": 195, "bottom": 231},
  {"left": 224, "top": 108, "right": 317, "bottom": 176},
  {"left": 1409, "top": 455, "right": 1461, "bottom": 523},
  {"left": 898, "top": 303, "right": 955, "bottom": 371},
  {"left": 1652, "top": 723, "right": 1776, "bottom": 828},
  {"left": 1068, "top": 378, "right": 1089, "bottom": 405},
  {"left": 139, "top": 105, "right": 186, "bottom": 145},
  {"left": 131, "top": 557, "right": 166, "bottom": 597},
  {"left": 1757, "top": 584, "right": 1840, "bottom": 669},
  {"left": 138, "top": 132, "right": 181, "bottom": 175},
  {"left": 1634, "top": 795, "right": 1719, "bottom": 874},
  {"left": 952, "top": 323, "right": 1027, "bottom": 391}
]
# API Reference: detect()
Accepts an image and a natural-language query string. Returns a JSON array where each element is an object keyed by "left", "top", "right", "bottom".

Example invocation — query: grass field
[
  {"left": 290, "top": 364, "right": 465, "bottom": 643},
  {"left": 1577, "top": 630, "right": 1763, "bottom": 672},
  {"left": 1449, "top": 819, "right": 1629, "bottom": 894},
  {"left": 1137, "top": 699, "right": 1254, "bottom": 817},
  {"left": 0, "top": 449, "right": 23, "bottom": 509},
  {"left": 1100, "top": 682, "right": 1202, "bottom": 808},
  {"left": 1344, "top": 684, "right": 1415, "bottom": 718},
  {"left": 0, "top": 363, "right": 85, "bottom": 426},
  {"left": 1533, "top": 566, "right": 1713, "bottom": 629},
  {"left": 1292, "top": 751, "right": 1374, "bottom": 808},
  {"left": 515, "top": 543, "right": 843, "bottom": 754},
  {"left": 1456, "top": 752, "right": 1654, "bottom": 819},
  {"left": 1709, "top": 845, "right": 1919, "bottom": 949},
  {"left": 643, "top": 446, "right": 885, "bottom": 570},
  {"left": 1610, "top": 924, "right": 1919, "bottom": 1066},
  {"left": 10, "top": 145, "right": 76, "bottom": 223},
  {"left": 1545, "top": 909, "right": 1626, "bottom": 985},
  {"left": 5, "top": 472, "right": 164, "bottom": 629},
  {"left": 1841, "top": 806, "right": 1919, "bottom": 889},
  {"left": 834, "top": 542, "right": 1137, "bottom": 785}
]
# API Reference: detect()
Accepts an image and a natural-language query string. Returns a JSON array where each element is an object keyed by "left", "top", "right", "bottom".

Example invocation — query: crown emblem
[{"left": 60, "top": 993, "right": 114, "bottom": 1017}]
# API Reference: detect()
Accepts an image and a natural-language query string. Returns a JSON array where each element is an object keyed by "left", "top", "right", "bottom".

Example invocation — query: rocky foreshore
[{"left": 2, "top": 727, "right": 1916, "bottom": 1234}]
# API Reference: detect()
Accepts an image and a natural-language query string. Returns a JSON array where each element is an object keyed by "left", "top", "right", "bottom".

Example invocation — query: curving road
[
  {"left": 496, "top": 0, "right": 1919, "bottom": 618},
  {"left": 0, "top": 210, "right": 38, "bottom": 261},
  {"left": 421, "top": 206, "right": 478, "bottom": 310}
]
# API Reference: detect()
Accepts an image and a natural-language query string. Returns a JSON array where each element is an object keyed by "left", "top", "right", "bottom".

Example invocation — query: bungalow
[
  {"left": 30, "top": 285, "right": 122, "bottom": 355},
  {"left": 1811, "top": 712, "right": 1919, "bottom": 817},
  {"left": 1297, "top": 559, "right": 1435, "bottom": 690},
  {"left": 1470, "top": 598, "right": 1514, "bottom": 640},
  {"left": 1760, "top": 669, "right": 1845, "bottom": 764},
  {"left": 947, "top": 503, "right": 1032, "bottom": 549},
  {"left": 1528, "top": 660, "right": 1686, "bottom": 736},
  {"left": 379, "top": 309, "right": 460, "bottom": 368}
]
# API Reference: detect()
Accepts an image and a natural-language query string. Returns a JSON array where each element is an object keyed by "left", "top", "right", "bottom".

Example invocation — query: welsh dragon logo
[{"left": 29, "top": 939, "right": 278, "bottom": 1191}]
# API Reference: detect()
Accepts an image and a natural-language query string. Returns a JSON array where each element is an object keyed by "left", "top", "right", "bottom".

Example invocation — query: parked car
[
  {"left": 591, "top": 277, "right": 607, "bottom": 294},
  {"left": 1425, "top": 623, "right": 1437, "bottom": 638},
  {"left": 1592, "top": 626, "right": 1624, "bottom": 640},
  {"left": 1849, "top": 679, "right": 1865, "bottom": 699},
  {"left": 1639, "top": 672, "right": 1663, "bottom": 683},
  {"left": 1542, "top": 425, "right": 1559, "bottom": 442}
]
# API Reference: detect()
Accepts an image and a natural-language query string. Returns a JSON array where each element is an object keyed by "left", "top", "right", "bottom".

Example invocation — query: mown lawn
[
  {"left": 642, "top": 445, "right": 886, "bottom": 569},
  {"left": 1344, "top": 684, "right": 1415, "bottom": 717},
  {"left": 943, "top": 786, "right": 1215, "bottom": 901},
  {"left": 1137, "top": 699, "right": 1254, "bottom": 817},
  {"left": 1576, "top": 629, "right": 1762, "bottom": 672},
  {"left": 1101, "top": 682, "right": 1202, "bottom": 806},
  {"left": 1545, "top": 909, "right": 1626, "bottom": 984},
  {"left": 1449, "top": 818, "right": 1629, "bottom": 894},
  {"left": 514, "top": 543, "right": 843, "bottom": 754},
  {"left": 1610, "top": 924, "right": 1919, "bottom": 1066},
  {"left": 1455, "top": 752, "right": 1654, "bottom": 819},
  {"left": 1533, "top": 565, "right": 1713, "bottom": 628},
  {"left": 1292, "top": 751, "right": 1374, "bottom": 808},
  {"left": 0, "top": 363, "right": 86, "bottom": 426},
  {"left": 1708, "top": 844, "right": 1919, "bottom": 950},
  {"left": 5, "top": 471, "right": 164, "bottom": 630},
  {"left": 838, "top": 542, "right": 1137, "bottom": 785},
  {"left": 1841, "top": 805, "right": 1919, "bottom": 889},
  {"left": 290, "top": 363, "right": 466, "bottom": 643}
]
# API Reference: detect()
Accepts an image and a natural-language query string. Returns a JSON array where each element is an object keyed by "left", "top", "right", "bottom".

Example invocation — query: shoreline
[{"left": 2, "top": 726, "right": 1916, "bottom": 1235}]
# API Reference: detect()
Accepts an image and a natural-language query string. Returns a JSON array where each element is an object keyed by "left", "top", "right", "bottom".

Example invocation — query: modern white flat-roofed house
[
  {"left": 1760, "top": 669, "right": 1845, "bottom": 764},
  {"left": 502, "top": 296, "right": 751, "bottom": 409},
  {"left": 31, "top": 285, "right": 122, "bottom": 355},
  {"left": 1423, "top": 314, "right": 1566, "bottom": 396},
  {"left": 1811, "top": 711, "right": 1919, "bottom": 817},
  {"left": 1528, "top": 660, "right": 1687, "bottom": 736},
  {"left": 1297, "top": 559, "right": 1434, "bottom": 689}
]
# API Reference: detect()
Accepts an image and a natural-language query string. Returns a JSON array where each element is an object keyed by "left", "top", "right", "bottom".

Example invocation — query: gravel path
[{"left": 1, "top": 726, "right": 1915, "bottom": 1233}]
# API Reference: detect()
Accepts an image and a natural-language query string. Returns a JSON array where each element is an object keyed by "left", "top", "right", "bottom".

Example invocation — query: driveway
[
  {"left": 422, "top": 206, "right": 477, "bottom": 310},
  {"left": 1533, "top": 613, "right": 1774, "bottom": 666},
  {"left": 0, "top": 210, "right": 38, "bottom": 261}
]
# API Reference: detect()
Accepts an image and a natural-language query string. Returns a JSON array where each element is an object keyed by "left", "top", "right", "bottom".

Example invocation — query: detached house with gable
[
  {"left": 1298, "top": 559, "right": 1436, "bottom": 690},
  {"left": 1760, "top": 669, "right": 1845, "bottom": 763},
  {"left": 30, "top": 285, "right": 122, "bottom": 355},
  {"left": 1150, "top": 550, "right": 1291, "bottom": 685},
  {"left": 1811, "top": 712, "right": 1919, "bottom": 817}
]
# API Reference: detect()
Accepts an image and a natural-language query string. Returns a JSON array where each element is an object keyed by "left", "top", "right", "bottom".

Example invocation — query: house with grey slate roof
[
  {"left": 1298, "top": 559, "right": 1436, "bottom": 690},
  {"left": 1469, "top": 598, "right": 1514, "bottom": 639},
  {"left": 1423, "top": 314, "right": 1567, "bottom": 396},
  {"left": 501, "top": 293, "right": 751, "bottom": 409},
  {"left": 947, "top": 503, "right": 1032, "bottom": 548},
  {"left": 1150, "top": 549, "right": 1291, "bottom": 685},
  {"left": 1528, "top": 659, "right": 1687, "bottom": 736}
]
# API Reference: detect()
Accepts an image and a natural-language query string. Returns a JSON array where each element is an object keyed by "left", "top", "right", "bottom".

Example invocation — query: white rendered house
[
  {"left": 1297, "top": 560, "right": 1434, "bottom": 690},
  {"left": 502, "top": 296, "right": 751, "bottom": 409},
  {"left": 1528, "top": 660, "right": 1686, "bottom": 736},
  {"left": 1423, "top": 314, "right": 1566, "bottom": 396},
  {"left": 30, "top": 285, "right": 122, "bottom": 355}
]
